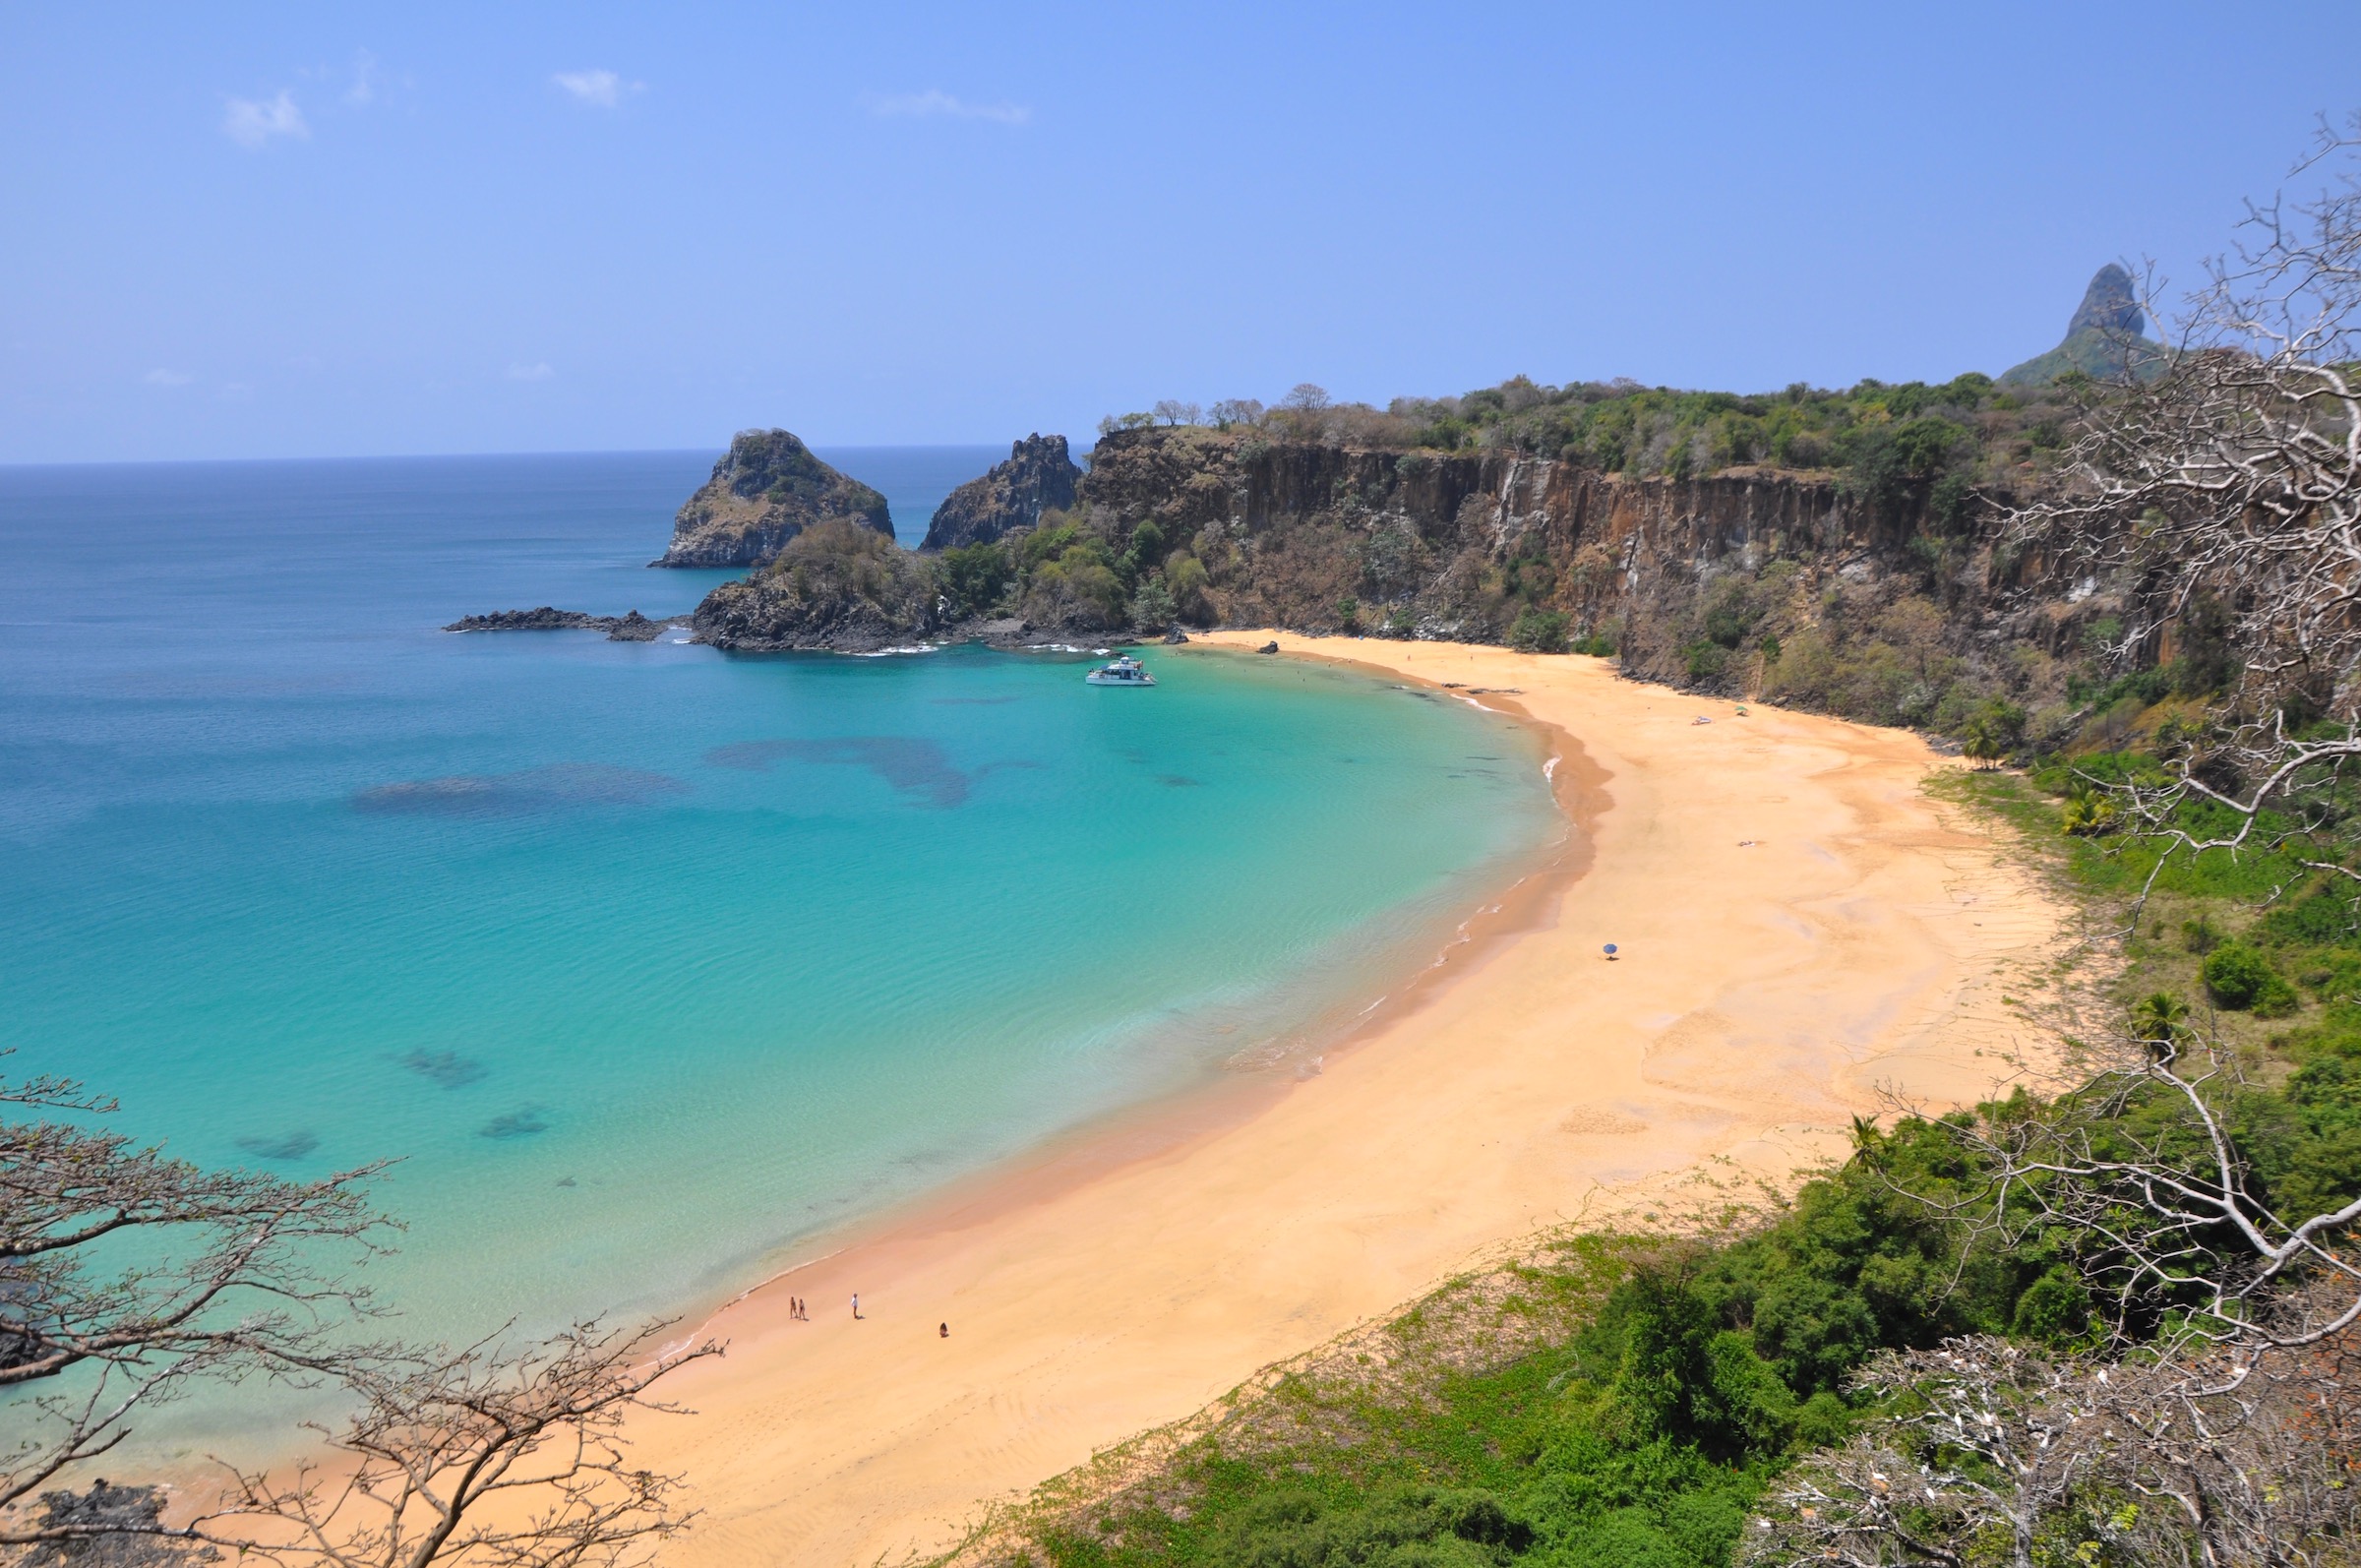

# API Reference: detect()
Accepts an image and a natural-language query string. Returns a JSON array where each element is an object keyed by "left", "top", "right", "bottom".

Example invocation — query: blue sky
[{"left": 6, "top": 2, "right": 2359, "bottom": 462}]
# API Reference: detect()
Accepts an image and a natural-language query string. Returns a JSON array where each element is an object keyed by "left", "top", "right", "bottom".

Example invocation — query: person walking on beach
[{"left": 851, "top": 1293, "right": 862, "bottom": 1320}]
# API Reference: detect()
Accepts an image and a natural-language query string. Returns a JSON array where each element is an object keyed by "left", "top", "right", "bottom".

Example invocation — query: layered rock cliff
[
  {"left": 922, "top": 434, "right": 1080, "bottom": 550},
  {"left": 1076, "top": 425, "right": 2127, "bottom": 743},
  {"left": 653, "top": 429, "right": 893, "bottom": 568}
]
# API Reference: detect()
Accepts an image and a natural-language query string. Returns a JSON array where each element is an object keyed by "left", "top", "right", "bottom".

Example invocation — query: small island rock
[{"left": 654, "top": 429, "right": 893, "bottom": 569}]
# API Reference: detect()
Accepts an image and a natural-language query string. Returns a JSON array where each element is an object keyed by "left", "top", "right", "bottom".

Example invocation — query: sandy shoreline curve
[{"left": 627, "top": 633, "right": 2065, "bottom": 1567}]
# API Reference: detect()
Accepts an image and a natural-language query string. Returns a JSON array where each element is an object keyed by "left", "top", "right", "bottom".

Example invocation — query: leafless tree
[
  {"left": 0, "top": 1067, "right": 393, "bottom": 1551},
  {"left": 1208, "top": 398, "right": 1263, "bottom": 430},
  {"left": 1751, "top": 1328, "right": 2358, "bottom": 1568},
  {"left": 2013, "top": 114, "right": 2361, "bottom": 905},
  {"left": 1751, "top": 1341, "right": 2099, "bottom": 1568},
  {"left": 211, "top": 1322, "right": 718, "bottom": 1568},
  {"left": 0, "top": 1070, "right": 720, "bottom": 1567},
  {"left": 1149, "top": 399, "right": 1201, "bottom": 427}
]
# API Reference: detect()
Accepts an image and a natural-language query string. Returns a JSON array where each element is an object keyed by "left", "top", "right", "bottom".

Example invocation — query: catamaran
[{"left": 1084, "top": 654, "right": 1156, "bottom": 687}]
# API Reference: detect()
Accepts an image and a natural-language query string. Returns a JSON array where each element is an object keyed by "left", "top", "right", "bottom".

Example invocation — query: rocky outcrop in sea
[
  {"left": 444, "top": 608, "right": 681, "bottom": 641},
  {"left": 653, "top": 429, "right": 893, "bottom": 568},
  {"left": 921, "top": 434, "right": 1080, "bottom": 550}
]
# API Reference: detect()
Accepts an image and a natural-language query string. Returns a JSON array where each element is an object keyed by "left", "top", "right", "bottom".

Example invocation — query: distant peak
[
  {"left": 2067, "top": 263, "right": 2144, "bottom": 340},
  {"left": 1999, "top": 262, "right": 2161, "bottom": 387}
]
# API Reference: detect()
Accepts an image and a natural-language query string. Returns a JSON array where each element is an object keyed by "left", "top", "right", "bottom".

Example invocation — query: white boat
[{"left": 1084, "top": 654, "right": 1156, "bottom": 687}]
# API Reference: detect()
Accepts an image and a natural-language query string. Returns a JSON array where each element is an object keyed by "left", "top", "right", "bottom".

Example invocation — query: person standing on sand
[{"left": 851, "top": 1294, "right": 861, "bottom": 1319}]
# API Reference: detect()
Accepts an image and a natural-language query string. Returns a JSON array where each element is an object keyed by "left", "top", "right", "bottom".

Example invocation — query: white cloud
[
  {"left": 553, "top": 69, "right": 640, "bottom": 108},
  {"left": 143, "top": 368, "right": 192, "bottom": 388},
  {"left": 343, "top": 50, "right": 382, "bottom": 106},
  {"left": 507, "top": 362, "right": 555, "bottom": 382},
  {"left": 223, "top": 90, "right": 309, "bottom": 148},
  {"left": 872, "top": 90, "right": 1030, "bottom": 125}
]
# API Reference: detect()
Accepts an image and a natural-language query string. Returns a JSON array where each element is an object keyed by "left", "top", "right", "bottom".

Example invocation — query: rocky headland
[
  {"left": 919, "top": 434, "right": 1080, "bottom": 550},
  {"left": 652, "top": 429, "right": 893, "bottom": 568},
  {"left": 487, "top": 269, "right": 2206, "bottom": 753}
]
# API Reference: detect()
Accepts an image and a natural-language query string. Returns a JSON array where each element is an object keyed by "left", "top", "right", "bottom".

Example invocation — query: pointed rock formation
[
  {"left": 653, "top": 429, "right": 893, "bottom": 568},
  {"left": 1999, "top": 264, "right": 2165, "bottom": 386},
  {"left": 921, "top": 434, "right": 1081, "bottom": 550}
]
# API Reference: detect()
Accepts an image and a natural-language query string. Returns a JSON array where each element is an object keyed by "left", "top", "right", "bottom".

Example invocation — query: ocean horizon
[{"left": 0, "top": 449, "right": 1561, "bottom": 1451}]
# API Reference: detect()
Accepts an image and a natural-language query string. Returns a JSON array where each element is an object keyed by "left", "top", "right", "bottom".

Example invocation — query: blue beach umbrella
[{"left": 1603, "top": 942, "right": 1618, "bottom": 957}]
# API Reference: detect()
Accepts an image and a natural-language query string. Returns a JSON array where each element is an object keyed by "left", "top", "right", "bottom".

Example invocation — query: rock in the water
[
  {"left": 1999, "top": 264, "right": 2165, "bottom": 386},
  {"left": 921, "top": 434, "right": 1081, "bottom": 550},
  {"left": 443, "top": 607, "right": 683, "bottom": 639},
  {"left": 1162, "top": 628, "right": 1189, "bottom": 644},
  {"left": 445, "top": 607, "right": 603, "bottom": 632},
  {"left": 654, "top": 429, "right": 893, "bottom": 568},
  {"left": 1258, "top": 639, "right": 1279, "bottom": 654},
  {"left": 605, "top": 610, "right": 663, "bottom": 641},
  {"left": 24, "top": 1481, "right": 204, "bottom": 1565}
]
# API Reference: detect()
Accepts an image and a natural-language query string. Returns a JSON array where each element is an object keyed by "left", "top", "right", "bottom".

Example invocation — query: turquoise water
[{"left": 0, "top": 451, "right": 1560, "bottom": 1382}]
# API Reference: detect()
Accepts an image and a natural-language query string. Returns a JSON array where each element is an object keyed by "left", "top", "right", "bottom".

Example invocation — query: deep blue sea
[{"left": 0, "top": 449, "right": 1560, "bottom": 1411}]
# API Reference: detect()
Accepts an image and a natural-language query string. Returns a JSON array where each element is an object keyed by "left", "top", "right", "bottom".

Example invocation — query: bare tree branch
[{"left": 209, "top": 1323, "right": 720, "bottom": 1568}]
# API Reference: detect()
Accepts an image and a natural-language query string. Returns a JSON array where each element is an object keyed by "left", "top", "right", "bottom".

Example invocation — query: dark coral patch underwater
[{"left": 352, "top": 762, "right": 688, "bottom": 817}]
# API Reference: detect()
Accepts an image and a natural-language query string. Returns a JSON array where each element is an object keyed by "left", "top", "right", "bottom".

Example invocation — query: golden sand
[{"left": 628, "top": 633, "right": 2062, "bottom": 1566}]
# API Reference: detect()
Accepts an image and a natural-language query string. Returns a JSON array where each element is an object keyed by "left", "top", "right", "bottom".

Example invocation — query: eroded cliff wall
[{"left": 1081, "top": 426, "right": 2116, "bottom": 738}]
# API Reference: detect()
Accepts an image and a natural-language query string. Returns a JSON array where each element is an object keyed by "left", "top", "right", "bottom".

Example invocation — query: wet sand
[{"left": 629, "top": 633, "right": 2062, "bottom": 1566}]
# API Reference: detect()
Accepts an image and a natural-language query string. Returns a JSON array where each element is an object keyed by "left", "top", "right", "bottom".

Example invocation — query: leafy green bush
[
  {"left": 936, "top": 541, "right": 1011, "bottom": 619},
  {"left": 1508, "top": 609, "right": 1571, "bottom": 654},
  {"left": 1131, "top": 573, "right": 1180, "bottom": 632},
  {"left": 2258, "top": 885, "right": 2361, "bottom": 947},
  {"left": 1681, "top": 641, "right": 1729, "bottom": 682},
  {"left": 2204, "top": 943, "right": 2298, "bottom": 1013}
]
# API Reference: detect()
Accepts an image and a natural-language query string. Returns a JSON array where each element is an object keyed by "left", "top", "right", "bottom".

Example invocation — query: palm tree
[
  {"left": 2061, "top": 776, "right": 2118, "bottom": 836},
  {"left": 1963, "top": 711, "right": 2004, "bottom": 769},
  {"left": 2130, "top": 991, "right": 2190, "bottom": 1055}
]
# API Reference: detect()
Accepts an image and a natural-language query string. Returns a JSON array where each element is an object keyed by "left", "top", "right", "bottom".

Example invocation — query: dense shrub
[
  {"left": 1509, "top": 609, "right": 1572, "bottom": 654},
  {"left": 2204, "top": 943, "right": 2297, "bottom": 1013}
]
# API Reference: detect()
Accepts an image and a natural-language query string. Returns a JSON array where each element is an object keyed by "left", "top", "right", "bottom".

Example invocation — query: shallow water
[{"left": 0, "top": 450, "right": 1560, "bottom": 1431}]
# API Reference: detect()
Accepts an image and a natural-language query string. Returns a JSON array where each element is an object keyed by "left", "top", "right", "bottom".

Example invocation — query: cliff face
[
  {"left": 1080, "top": 426, "right": 2121, "bottom": 740},
  {"left": 654, "top": 430, "right": 893, "bottom": 568},
  {"left": 922, "top": 434, "right": 1081, "bottom": 550}
]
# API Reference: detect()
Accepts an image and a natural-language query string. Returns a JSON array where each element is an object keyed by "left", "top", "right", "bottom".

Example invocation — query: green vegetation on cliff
[{"left": 691, "top": 517, "right": 937, "bottom": 648}]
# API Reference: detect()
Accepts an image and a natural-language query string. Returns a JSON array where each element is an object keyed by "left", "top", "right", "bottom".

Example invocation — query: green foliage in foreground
[{"left": 1006, "top": 1120, "right": 2075, "bottom": 1568}]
